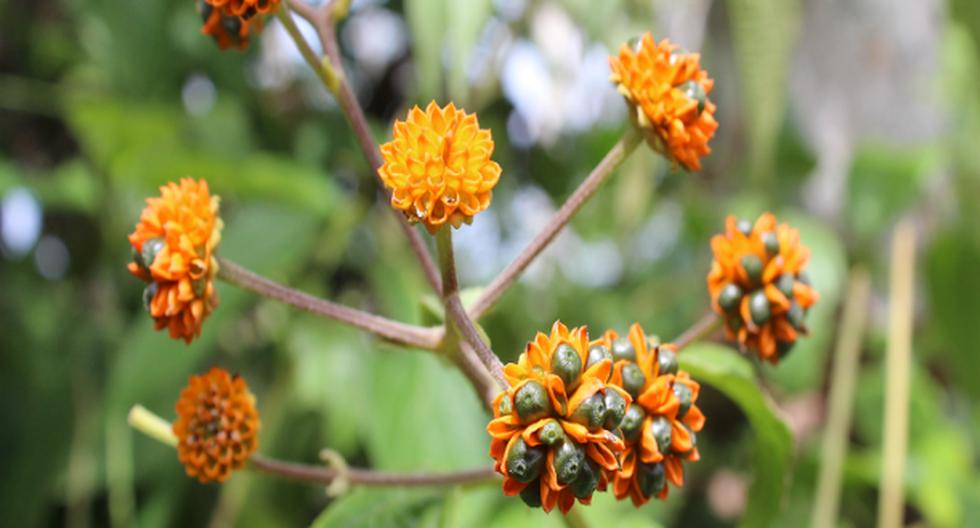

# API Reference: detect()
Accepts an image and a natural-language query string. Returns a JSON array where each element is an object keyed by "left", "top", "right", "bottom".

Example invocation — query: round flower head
[
  {"left": 205, "top": 0, "right": 279, "bottom": 20},
  {"left": 487, "top": 321, "right": 631, "bottom": 513},
  {"left": 378, "top": 102, "right": 502, "bottom": 233},
  {"left": 198, "top": 0, "right": 264, "bottom": 50},
  {"left": 597, "top": 323, "right": 705, "bottom": 506},
  {"left": 609, "top": 33, "right": 718, "bottom": 171},
  {"left": 707, "top": 213, "right": 820, "bottom": 363},
  {"left": 128, "top": 178, "right": 223, "bottom": 343},
  {"left": 173, "top": 367, "right": 259, "bottom": 483}
]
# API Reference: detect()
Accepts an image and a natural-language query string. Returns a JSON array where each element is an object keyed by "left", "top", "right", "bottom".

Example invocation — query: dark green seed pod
[
  {"left": 776, "top": 273, "right": 795, "bottom": 299},
  {"left": 572, "top": 392, "right": 607, "bottom": 431},
  {"left": 762, "top": 231, "right": 780, "bottom": 255},
  {"left": 192, "top": 277, "right": 208, "bottom": 298},
  {"left": 650, "top": 416, "right": 672, "bottom": 454},
  {"left": 728, "top": 315, "right": 744, "bottom": 331},
  {"left": 221, "top": 12, "right": 242, "bottom": 36},
  {"left": 539, "top": 419, "right": 565, "bottom": 446},
  {"left": 497, "top": 395, "right": 512, "bottom": 416},
  {"left": 554, "top": 439, "right": 586, "bottom": 484},
  {"left": 628, "top": 36, "right": 644, "bottom": 53},
  {"left": 637, "top": 462, "right": 667, "bottom": 497},
  {"left": 506, "top": 437, "right": 546, "bottom": 483},
  {"left": 646, "top": 335, "right": 660, "bottom": 350},
  {"left": 786, "top": 301, "right": 806, "bottom": 331},
  {"left": 570, "top": 460, "right": 600, "bottom": 499},
  {"left": 140, "top": 238, "right": 165, "bottom": 270},
  {"left": 657, "top": 348, "right": 679, "bottom": 376},
  {"left": 797, "top": 271, "right": 811, "bottom": 285},
  {"left": 673, "top": 382, "right": 693, "bottom": 420},
  {"left": 736, "top": 219, "right": 753, "bottom": 236},
  {"left": 621, "top": 363, "right": 646, "bottom": 398},
  {"left": 620, "top": 405, "right": 646, "bottom": 441},
  {"left": 777, "top": 340, "right": 795, "bottom": 358},
  {"left": 142, "top": 282, "right": 157, "bottom": 313},
  {"left": 676, "top": 80, "right": 706, "bottom": 115},
  {"left": 586, "top": 345, "right": 611, "bottom": 369},
  {"left": 198, "top": 0, "right": 213, "bottom": 22},
  {"left": 603, "top": 389, "right": 627, "bottom": 430},
  {"left": 131, "top": 246, "right": 146, "bottom": 271},
  {"left": 749, "top": 290, "right": 771, "bottom": 326},
  {"left": 741, "top": 254, "right": 763, "bottom": 285},
  {"left": 519, "top": 479, "right": 542, "bottom": 508},
  {"left": 612, "top": 337, "right": 636, "bottom": 361},
  {"left": 718, "top": 283, "right": 743, "bottom": 313},
  {"left": 551, "top": 343, "right": 582, "bottom": 388},
  {"left": 515, "top": 381, "right": 550, "bottom": 422}
]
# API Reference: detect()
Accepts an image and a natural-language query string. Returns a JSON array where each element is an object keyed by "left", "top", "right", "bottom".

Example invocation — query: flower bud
[
  {"left": 571, "top": 392, "right": 607, "bottom": 431},
  {"left": 551, "top": 343, "right": 582, "bottom": 388},
  {"left": 718, "top": 283, "right": 743, "bottom": 312},
  {"left": 519, "top": 479, "right": 543, "bottom": 507},
  {"left": 749, "top": 290, "right": 771, "bottom": 326},
  {"left": 554, "top": 439, "right": 586, "bottom": 484},
  {"left": 762, "top": 231, "right": 780, "bottom": 255},
  {"left": 612, "top": 337, "right": 636, "bottom": 361},
  {"left": 570, "top": 460, "right": 600, "bottom": 499},
  {"left": 657, "top": 348, "right": 679, "bottom": 376},
  {"left": 650, "top": 416, "right": 672, "bottom": 454},
  {"left": 621, "top": 363, "right": 646, "bottom": 398},
  {"left": 620, "top": 405, "right": 646, "bottom": 441},
  {"left": 673, "top": 382, "right": 693, "bottom": 420},
  {"left": 506, "top": 437, "right": 546, "bottom": 483},
  {"left": 515, "top": 381, "right": 550, "bottom": 422},
  {"left": 637, "top": 462, "right": 666, "bottom": 497},
  {"left": 603, "top": 389, "right": 627, "bottom": 431},
  {"left": 586, "top": 345, "right": 612, "bottom": 369},
  {"left": 741, "top": 254, "right": 763, "bottom": 285},
  {"left": 538, "top": 419, "right": 565, "bottom": 446}
]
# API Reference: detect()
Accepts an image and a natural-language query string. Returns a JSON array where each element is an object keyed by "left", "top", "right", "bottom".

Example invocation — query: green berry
[
  {"left": 551, "top": 343, "right": 582, "bottom": 388},
  {"left": 519, "top": 479, "right": 542, "bottom": 508},
  {"left": 621, "top": 363, "right": 646, "bottom": 398},
  {"left": 762, "top": 231, "right": 780, "bottom": 255},
  {"left": 650, "top": 416, "right": 672, "bottom": 454},
  {"left": 620, "top": 405, "right": 646, "bottom": 441},
  {"left": 515, "top": 381, "right": 550, "bottom": 422},
  {"left": 676, "top": 80, "right": 706, "bottom": 115},
  {"left": 612, "top": 337, "right": 636, "bottom": 361},
  {"left": 657, "top": 348, "right": 678, "bottom": 376},
  {"left": 673, "top": 382, "right": 693, "bottom": 420},
  {"left": 637, "top": 462, "right": 666, "bottom": 497},
  {"left": 554, "top": 439, "right": 585, "bottom": 484},
  {"left": 741, "top": 254, "right": 763, "bottom": 285},
  {"left": 572, "top": 393, "right": 606, "bottom": 431},
  {"left": 506, "top": 437, "right": 546, "bottom": 483},
  {"left": 603, "top": 389, "right": 627, "bottom": 430},
  {"left": 718, "top": 283, "right": 743, "bottom": 313},
  {"left": 570, "top": 460, "right": 600, "bottom": 499},
  {"left": 776, "top": 273, "right": 795, "bottom": 299},
  {"left": 586, "top": 345, "right": 611, "bottom": 369},
  {"left": 539, "top": 419, "right": 565, "bottom": 446},
  {"left": 749, "top": 290, "right": 771, "bottom": 326}
]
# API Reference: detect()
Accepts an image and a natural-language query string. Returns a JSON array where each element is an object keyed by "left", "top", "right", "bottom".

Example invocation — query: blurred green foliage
[{"left": 1, "top": 0, "right": 978, "bottom": 527}]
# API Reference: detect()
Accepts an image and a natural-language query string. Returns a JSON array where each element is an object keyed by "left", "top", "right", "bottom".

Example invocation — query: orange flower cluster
[
  {"left": 197, "top": 0, "right": 277, "bottom": 50},
  {"left": 128, "top": 178, "right": 222, "bottom": 343},
  {"left": 609, "top": 33, "right": 718, "bottom": 171},
  {"left": 379, "top": 102, "right": 502, "bottom": 233},
  {"left": 173, "top": 367, "right": 260, "bottom": 483},
  {"left": 598, "top": 324, "right": 704, "bottom": 505},
  {"left": 707, "top": 213, "right": 819, "bottom": 363},
  {"left": 488, "top": 322, "right": 629, "bottom": 513}
]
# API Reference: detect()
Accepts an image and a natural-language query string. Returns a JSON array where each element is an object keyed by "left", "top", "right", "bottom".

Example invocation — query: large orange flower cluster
[
  {"left": 488, "top": 322, "right": 630, "bottom": 513},
  {"left": 379, "top": 102, "right": 502, "bottom": 233},
  {"left": 128, "top": 178, "right": 222, "bottom": 343},
  {"left": 173, "top": 367, "right": 260, "bottom": 483},
  {"left": 196, "top": 0, "right": 277, "bottom": 50},
  {"left": 598, "top": 324, "right": 704, "bottom": 505},
  {"left": 707, "top": 213, "right": 820, "bottom": 363},
  {"left": 609, "top": 33, "right": 718, "bottom": 171}
]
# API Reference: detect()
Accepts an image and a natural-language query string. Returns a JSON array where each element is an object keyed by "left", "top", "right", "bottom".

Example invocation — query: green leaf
[
  {"left": 310, "top": 488, "right": 443, "bottom": 528},
  {"left": 680, "top": 343, "right": 793, "bottom": 528}
]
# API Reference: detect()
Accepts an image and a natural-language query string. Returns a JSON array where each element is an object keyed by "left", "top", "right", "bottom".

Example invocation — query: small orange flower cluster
[
  {"left": 379, "top": 102, "right": 502, "bottom": 234},
  {"left": 488, "top": 322, "right": 703, "bottom": 512},
  {"left": 609, "top": 33, "right": 718, "bottom": 171},
  {"left": 128, "top": 178, "right": 223, "bottom": 343},
  {"left": 173, "top": 367, "right": 260, "bottom": 483},
  {"left": 196, "top": 0, "right": 279, "bottom": 50},
  {"left": 708, "top": 213, "right": 819, "bottom": 363}
]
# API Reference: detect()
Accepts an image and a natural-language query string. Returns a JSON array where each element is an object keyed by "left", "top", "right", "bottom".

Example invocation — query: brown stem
[
  {"left": 468, "top": 128, "right": 642, "bottom": 320},
  {"left": 456, "top": 340, "right": 503, "bottom": 410},
  {"left": 217, "top": 257, "right": 441, "bottom": 350},
  {"left": 250, "top": 455, "right": 496, "bottom": 487},
  {"left": 278, "top": 1, "right": 442, "bottom": 293},
  {"left": 673, "top": 311, "right": 722, "bottom": 351}
]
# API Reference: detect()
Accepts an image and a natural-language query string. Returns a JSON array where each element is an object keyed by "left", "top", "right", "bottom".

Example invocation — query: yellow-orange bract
[
  {"left": 707, "top": 213, "right": 820, "bottom": 363},
  {"left": 378, "top": 102, "right": 502, "bottom": 233},
  {"left": 487, "top": 322, "right": 629, "bottom": 513},
  {"left": 205, "top": 0, "right": 279, "bottom": 20},
  {"left": 609, "top": 33, "right": 718, "bottom": 171},
  {"left": 173, "top": 367, "right": 260, "bottom": 483},
  {"left": 128, "top": 178, "right": 222, "bottom": 343},
  {"left": 198, "top": 1, "right": 264, "bottom": 50},
  {"left": 597, "top": 324, "right": 705, "bottom": 506}
]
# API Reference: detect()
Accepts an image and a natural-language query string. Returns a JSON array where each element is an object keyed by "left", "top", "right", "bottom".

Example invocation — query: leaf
[
  {"left": 680, "top": 343, "right": 793, "bottom": 528},
  {"left": 310, "top": 488, "right": 443, "bottom": 528}
]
